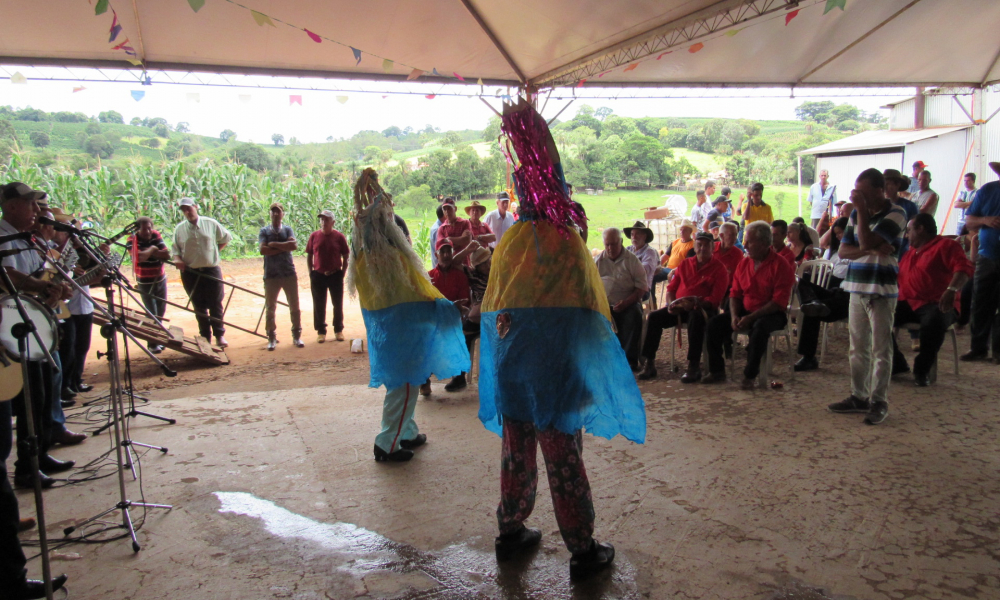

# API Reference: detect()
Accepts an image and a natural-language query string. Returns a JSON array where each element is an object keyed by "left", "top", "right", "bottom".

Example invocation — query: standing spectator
[
  {"left": 806, "top": 170, "right": 837, "bottom": 228},
  {"left": 701, "top": 197, "right": 731, "bottom": 232},
  {"left": 704, "top": 180, "right": 717, "bottom": 204},
  {"left": 718, "top": 186, "right": 734, "bottom": 220},
  {"left": 891, "top": 214, "right": 973, "bottom": 385},
  {"left": 172, "top": 197, "right": 232, "bottom": 347},
  {"left": 464, "top": 201, "right": 496, "bottom": 248},
  {"left": 129, "top": 216, "right": 171, "bottom": 353},
  {"left": 690, "top": 190, "right": 709, "bottom": 226},
  {"left": 483, "top": 192, "right": 515, "bottom": 249},
  {"left": 624, "top": 221, "right": 658, "bottom": 294},
  {"left": 912, "top": 170, "right": 940, "bottom": 216},
  {"left": 571, "top": 200, "right": 589, "bottom": 243},
  {"left": 703, "top": 221, "right": 795, "bottom": 390},
  {"left": 885, "top": 169, "right": 918, "bottom": 257},
  {"left": 306, "top": 209, "right": 350, "bottom": 343},
  {"left": 962, "top": 161, "right": 1000, "bottom": 362},
  {"left": 259, "top": 202, "right": 303, "bottom": 350},
  {"left": 426, "top": 239, "right": 479, "bottom": 393},
  {"left": 742, "top": 183, "right": 773, "bottom": 226},
  {"left": 437, "top": 197, "right": 473, "bottom": 257},
  {"left": 954, "top": 172, "right": 978, "bottom": 235},
  {"left": 429, "top": 205, "right": 444, "bottom": 268},
  {"left": 829, "top": 168, "right": 907, "bottom": 425},
  {"left": 595, "top": 228, "right": 648, "bottom": 370},
  {"left": 906, "top": 161, "right": 927, "bottom": 197},
  {"left": 770, "top": 220, "right": 796, "bottom": 265},
  {"left": 639, "top": 232, "right": 728, "bottom": 382}
]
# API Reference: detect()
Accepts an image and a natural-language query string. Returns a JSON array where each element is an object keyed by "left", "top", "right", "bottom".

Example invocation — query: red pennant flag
[
  {"left": 689, "top": 43, "right": 704, "bottom": 53},
  {"left": 425, "top": 94, "right": 436, "bottom": 99},
  {"left": 453, "top": 72, "right": 465, "bottom": 81},
  {"left": 623, "top": 63, "right": 639, "bottom": 72},
  {"left": 290, "top": 95, "right": 302, "bottom": 105},
  {"left": 785, "top": 9, "right": 800, "bottom": 25},
  {"left": 576, "top": 79, "right": 586, "bottom": 87},
  {"left": 304, "top": 29, "right": 322, "bottom": 43},
  {"left": 656, "top": 51, "right": 673, "bottom": 60}
]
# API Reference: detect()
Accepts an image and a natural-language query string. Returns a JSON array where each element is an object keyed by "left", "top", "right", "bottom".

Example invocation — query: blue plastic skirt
[
  {"left": 362, "top": 298, "right": 471, "bottom": 389},
  {"left": 478, "top": 306, "right": 646, "bottom": 443}
]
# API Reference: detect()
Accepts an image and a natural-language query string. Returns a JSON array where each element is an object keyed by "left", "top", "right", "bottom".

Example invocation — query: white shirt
[
  {"left": 483, "top": 209, "right": 515, "bottom": 248},
  {"left": 595, "top": 249, "right": 648, "bottom": 305},
  {"left": 0, "top": 218, "right": 43, "bottom": 276},
  {"left": 627, "top": 243, "right": 659, "bottom": 292},
  {"left": 806, "top": 182, "right": 837, "bottom": 219},
  {"left": 690, "top": 202, "right": 707, "bottom": 225}
]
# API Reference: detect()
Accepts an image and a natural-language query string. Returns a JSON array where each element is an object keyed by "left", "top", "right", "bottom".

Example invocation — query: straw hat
[
  {"left": 470, "top": 247, "right": 492, "bottom": 267},
  {"left": 464, "top": 200, "right": 487, "bottom": 216},
  {"left": 50, "top": 207, "right": 74, "bottom": 224},
  {"left": 679, "top": 218, "right": 695, "bottom": 231}
]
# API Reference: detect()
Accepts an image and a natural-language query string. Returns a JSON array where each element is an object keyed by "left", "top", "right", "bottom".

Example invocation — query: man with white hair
[
  {"left": 807, "top": 169, "right": 837, "bottom": 229},
  {"left": 483, "top": 192, "right": 515, "bottom": 249},
  {"left": 595, "top": 228, "right": 648, "bottom": 370},
  {"left": 172, "top": 197, "right": 232, "bottom": 347}
]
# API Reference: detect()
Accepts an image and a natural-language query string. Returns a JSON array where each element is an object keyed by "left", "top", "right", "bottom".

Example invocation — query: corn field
[{"left": 0, "top": 153, "right": 355, "bottom": 257}]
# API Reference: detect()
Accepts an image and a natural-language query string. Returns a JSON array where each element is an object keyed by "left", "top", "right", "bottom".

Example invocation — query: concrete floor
[{"left": 15, "top": 327, "right": 1000, "bottom": 600}]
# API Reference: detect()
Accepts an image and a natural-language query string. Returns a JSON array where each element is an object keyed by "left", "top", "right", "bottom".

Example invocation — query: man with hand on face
[
  {"left": 595, "top": 228, "right": 648, "bottom": 371},
  {"left": 259, "top": 202, "right": 303, "bottom": 350},
  {"left": 172, "top": 197, "right": 232, "bottom": 348},
  {"left": 129, "top": 216, "right": 171, "bottom": 353},
  {"left": 307, "top": 210, "right": 350, "bottom": 343}
]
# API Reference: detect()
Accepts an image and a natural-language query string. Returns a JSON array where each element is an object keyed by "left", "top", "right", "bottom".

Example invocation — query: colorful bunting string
[
  {"left": 623, "top": 63, "right": 639, "bottom": 72},
  {"left": 382, "top": 59, "right": 394, "bottom": 73},
  {"left": 73, "top": 86, "right": 86, "bottom": 93},
  {"left": 95, "top": 0, "right": 109, "bottom": 16},
  {"left": 109, "top": 11, "right": 122, "bottom": 42},
  {"left": 351, "top": 47, "right": 361, "bottom": 64},
  {"left": 689, "top": 43, "right": 704, "bottom": 53},
  {"left": 407, "top": 69, "right": 424, "bottom": 81}
]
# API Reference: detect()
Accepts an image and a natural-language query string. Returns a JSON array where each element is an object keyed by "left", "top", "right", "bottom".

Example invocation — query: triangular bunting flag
[
  {"left": 187, "top": 0, "right": 205, "bottom": 12},
  {"left": 109, "top": 11, "right": 122, "bottom": 42},
  {"left": 824, "top": 0, "right": 846, "bottom": 14},
  {"left": 351, "top": 47, "right": 362, "bottom": 64},
  {"left": 689, "top": 43, "right": 704, "bottom": 53},
  {"left": 251, "top": 11, "right": 275, "bottom": 27},
  {"left": 407, "top": 69, "right": 424, "bottom": 81},
  {"left": 95, "top": 0, "right": 109, "bottom": 15},
  {"left": 432, "top": 68, "right": 440, "bottom": 76},
  {"left": 73, "top": 86, "right": 86, "bottom": 93},
  {"left": 656, "top": 51, "right": 673, "bottom": 59},
  {"left": 476, "top": 78, "right": 483, "bottom": 86},
  {"left": 187, "top": 93, "right": 200, "bottom": 103},
  {"left": 382, "top": 59, "right": 393, "bottom": 73},
  {"left": 290, "top": 95, "right": 303, "bottom": 105},
  {"left": 306, "top": 29, "right": 322, "bottom": 43},
  {"left": 576, "top": 79, "right": 586, "bottom": 87},
  {"left": 336, "top": 96, "right": 348, "bottom": 104},
  {"left": 126, "top": 58, "right": 143, "bottom": 66},
  {"left": 623, "top": 63, "right": 639, "bottom": 72},
  {"left": 425, "top": 94, "right": 436, "bottom": 99},
  {"left": 382, "top": 95, "right": 388, "bottom": 99},
  {"left": 239, "top": 94, "right": 252, "bottom": 103},
  {"left": 453, "top": 72, "right": 465, "bottom": 81},
  {"left": 131, "top": 90, "right": 145, "bottom": 101},
  {"left": 10, "top": 72, "right": 26, "bottom": 84},
  {"left": 726, "top": 28, "right": 745, "bottom": 37},
  {"left": 785, "top": 9, "right": 800, "bottom": 25}
]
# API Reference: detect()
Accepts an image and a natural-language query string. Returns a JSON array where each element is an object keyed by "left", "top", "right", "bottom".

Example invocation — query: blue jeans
[{"left": 137, "top": 276, "right": 168, "bottom": 321}]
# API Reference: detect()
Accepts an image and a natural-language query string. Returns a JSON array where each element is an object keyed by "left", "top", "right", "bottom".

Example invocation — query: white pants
[
  {"left": 375, "top": 383, "right": 420, "bottom": 453},
  {"left": 848, "top": 293, "right": 897, "bottom": 405}
]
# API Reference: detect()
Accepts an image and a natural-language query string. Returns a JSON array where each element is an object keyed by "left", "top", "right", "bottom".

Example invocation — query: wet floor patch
[{"left": 215, "top": 491, "right": 639, "bottom": 599}]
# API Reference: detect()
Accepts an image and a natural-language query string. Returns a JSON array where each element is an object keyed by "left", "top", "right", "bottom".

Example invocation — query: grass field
[{"left": 671, "top": 148, "right": 723, "bottom": 173}]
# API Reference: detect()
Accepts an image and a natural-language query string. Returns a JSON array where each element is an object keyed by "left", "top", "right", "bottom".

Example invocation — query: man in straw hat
[
  {"left": 624, "top": 220, "right": 658, "bottom": 295},
  {"left": 306, "top": 209, "right": 350, "bottom": 343},
  {"left": 962, "top": 161, "right": 1000, "bottom": 363},
  {"left": 464, "top": 200, "right": 496, "bottom": 250}
]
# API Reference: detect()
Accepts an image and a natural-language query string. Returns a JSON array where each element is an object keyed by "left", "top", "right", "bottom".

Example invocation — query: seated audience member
[
  {"left": 425, "top": 238, "right": 480, "bottom": 393},
  {"left": 713, "top": 222, "right": 743, "bottom": 288},
  {"left": 702, "top": 197, "right": 731, "bottom": 232},
  {"left": 652, "top": 219, "right": 695, "bottom": 289},
  {"left": 624, "top": 221, "right": 659, "bottom": 295},
  {"left": 638, "top": 232, "right": 729, "bottom": 383},
  {"left": 703, "top": 221, "right": 795, "bottom": 389},
  {"left": 595, "top": 228, "right": 648, "bottom": 371},
  {"left": 891, "top": 214, "right": 973, "bottom": 385},
  {"left": 770, "top": 220, "right": 796, "bottom": 265},
  {"left": 794, "top": 217, "right": 851, "bottom": 371},
  {"left": 792, "top": 216, "right": 820, "bottom": 254},
  {"left": 786, "top": 222, "right": 815, "bottom": 265}
]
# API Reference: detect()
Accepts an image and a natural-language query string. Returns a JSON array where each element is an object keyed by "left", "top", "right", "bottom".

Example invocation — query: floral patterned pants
[{"left": 497, "top": 418, "right": 595, "bottom": 554}]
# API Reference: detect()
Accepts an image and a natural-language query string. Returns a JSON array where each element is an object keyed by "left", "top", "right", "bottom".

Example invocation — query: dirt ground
[{"left": 13, "top": 255, "right": 1000, "bottom": 600}]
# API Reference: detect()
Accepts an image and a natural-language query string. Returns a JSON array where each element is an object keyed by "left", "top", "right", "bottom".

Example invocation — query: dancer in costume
[
  {"left": 348, "top": 169, "right": 470, "bottom": 462},
  {"left": 479, "top": 100, "right": 646, "bottom": 579}
]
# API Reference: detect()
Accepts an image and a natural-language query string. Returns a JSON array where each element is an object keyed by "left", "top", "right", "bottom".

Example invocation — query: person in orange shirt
[{"left": 651, "top": 219, "right": 695, "bottom": 297}]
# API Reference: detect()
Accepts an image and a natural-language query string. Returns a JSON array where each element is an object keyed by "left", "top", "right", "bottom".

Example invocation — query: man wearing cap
[
  {"left": 639, "top": 231, "right": 728, "bottom": 382},
  {"left": 624, "top": 221, "right": 658, "bottom": 294},
  {"left": 806, "top": 170, "right": 837, "bottom": 229},
  {"left": 906, "top": 161, "right": 927, "bottom": 198},
  {"left": 306, "top": 210, "right": 350, "bottom": 343},
  {"left": 128, "top": 216, "right": 171, "bottom": 353},
  {"left": 425, "top": 238, "right": 480, "bottom": 393},
  {"left": 483, "top": 192, "right": 515, "bottom": 249},
  {"left": 437, "top": 198, "right": 473, "bottom": 258},
  {"left": 701, "top": 196, "right": 731, "bottom": 233},
  {"left": 465, "top": 201, "right": 495, "bottom": 249},
  {"left": 596, "top": 228, "right": 648, "bottom": 371},
  {"left": 259, "top": 203, "right": 302, "bottom": 350},
  {"left": 962, "top": 161, "right": 1000, "bottom": 363},
  {"left": 172, "top": 197, "right": 232, "bottom": 347}
]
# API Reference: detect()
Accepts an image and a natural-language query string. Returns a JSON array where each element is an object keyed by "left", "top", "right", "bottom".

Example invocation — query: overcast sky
[{"left": 1, "top": 66, "right": 908, "bottom": 143}]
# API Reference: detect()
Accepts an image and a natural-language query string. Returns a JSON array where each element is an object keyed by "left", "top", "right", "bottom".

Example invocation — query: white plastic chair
[
  {"left": 792, "top": 259, "right": 834, "bottom": 345},
  {"left": 892, "top": 321, "right": 960, "bottom": 383}
]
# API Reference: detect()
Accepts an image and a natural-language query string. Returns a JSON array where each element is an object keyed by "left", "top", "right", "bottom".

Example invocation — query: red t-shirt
[
  {"left": 469, "top": 220, "right": 493, "bottom": 239},
  {"left": 428, "top": 265, "right": 470, "bottom": 303},
  {"left": 437, "top": 218, "right": 473, "bottom": 252},
  {"left": 306, "top": 229, "right": 350, "bottom": 273},
  {"left": 667, "top": 256, "right": 729, "bottom": 310},
  {"left": 730, "top": 249, "right": 796, "bottom": 313},
  {"left": 775, "top": 244, "right": 796, "bottom": 267},
  {"left": 899, "top": 236, "right": 973, "bottom": 310},
  {"left": 713, "top": 243, "right": 744, "bottom": 287}
]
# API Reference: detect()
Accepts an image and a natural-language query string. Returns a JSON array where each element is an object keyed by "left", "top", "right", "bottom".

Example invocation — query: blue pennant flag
[
  {"left": 131, "top": 90, "right": 145, "bottom": 102},
  {"left": 351, "top": 47, "right": 362, "bottom": 65}
]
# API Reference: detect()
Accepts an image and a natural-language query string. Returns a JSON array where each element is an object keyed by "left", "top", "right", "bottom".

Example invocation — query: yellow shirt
[
  {"left": 665, "top": 239, "right": 694, "bottom": 269},
  {"left": 744, "top": 203, "right": 774, "bottom": 225}
]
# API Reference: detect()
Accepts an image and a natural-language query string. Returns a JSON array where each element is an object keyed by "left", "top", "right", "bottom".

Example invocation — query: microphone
[
  {"left": 37, "top": 215, "right": 80, "bottom": 234},
  {"left": 0, "top": 231, "right": 34, "bottom": 245}
]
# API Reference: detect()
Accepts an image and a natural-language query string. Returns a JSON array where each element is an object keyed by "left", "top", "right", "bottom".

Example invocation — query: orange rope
[{"left": 938, "top": 140, "right": 974, "bottom": 231}]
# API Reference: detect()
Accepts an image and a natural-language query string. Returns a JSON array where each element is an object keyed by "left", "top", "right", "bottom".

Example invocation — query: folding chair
[
  {"left": 791, "top": 259, "right": 834, "bottom": 344},
  {"left": 729, "top": 291, "right": 796, "bottom": 387},
  {"left": 892, "top": 321, "right": 959, "bottom": 384}
]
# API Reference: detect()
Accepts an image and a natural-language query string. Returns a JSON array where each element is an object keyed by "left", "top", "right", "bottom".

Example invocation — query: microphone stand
[{"left": 0, "top": 262, "right": 55, "bottom": 600}]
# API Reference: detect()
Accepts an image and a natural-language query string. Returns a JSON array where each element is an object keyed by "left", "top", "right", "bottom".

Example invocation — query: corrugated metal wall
[
  {"left": 891, "top": 99, "right": 916, "bottom": 130},
  {"left": 905, "top": 129, "right": 973, "bottom": 235},
  {"left": 981, "top": 86, "right": 1000, "bottom": 186},
  {"left": 924, "top": 95, "right": 973, "bottom": 128},
  {"left": 816, "top": 152, "right": 903, "bottom": 201}
]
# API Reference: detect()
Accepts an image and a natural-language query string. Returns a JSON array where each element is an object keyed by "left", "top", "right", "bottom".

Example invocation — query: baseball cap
[
  {"left": 178, "top": 197, "right": 197, "bottom": 207},
  {"left": 441, "top": 197, "right": 456, "bottom": 207},
  {"left": 913, "top": 160, "right": 928, "bottom": 169},
  {"left": 1, "top": 182, "right": 46, "bottom": 202},
  {"left": 317, "top": 210, "right": 335, "bottom": 219},
  {"left": 269, "top": 202, "right": 284, "bottom": 212},
  {"left": 435, "top": 238, "right": 454, "bottom": 251},
  {"left": 695, "top": 231, "right": 715, "bottom": 242}
]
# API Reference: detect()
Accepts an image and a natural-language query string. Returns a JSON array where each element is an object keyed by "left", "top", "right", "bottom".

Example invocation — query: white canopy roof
[
  {"left": 797, "top": 126, "right": 971, "bottom": 156},
  {"left": 1, "top": 0, "right": 999, "bottom": 89}
]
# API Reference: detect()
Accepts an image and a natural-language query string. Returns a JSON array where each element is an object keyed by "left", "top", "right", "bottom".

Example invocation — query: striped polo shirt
[{"left": 841, "top": 204, "right": 907, "bottom": 297}]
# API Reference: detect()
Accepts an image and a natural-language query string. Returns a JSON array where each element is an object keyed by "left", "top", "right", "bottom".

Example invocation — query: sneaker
[
  {"left": 495, "top": 526, "right": 542, "bottom": 561},
  {"left": 317, "top": 333, "right": 326, "bottom": 344},
  {"left": 216, "top": 336, "right": 229, "bottom": 348},
  {"left": 293, "top": 338, "right": 304, "bottom": 348},
  {"left": 444, "top": 374, "right": 467, "bottom": 392},
  {"left": 863, "top": 400, "right": 889, "bottom": 425},
  {"left": 569, "top": 540, "right": 615, "bottom": 580},
  {"left": 828, "top": 395, "right": 870, "bottom": 414},
  {"left": 267, "top": 338, "right": 278, "bottom": 351},
  {"left": 335, "top": 332, "right": 345, "bottom": 342}
]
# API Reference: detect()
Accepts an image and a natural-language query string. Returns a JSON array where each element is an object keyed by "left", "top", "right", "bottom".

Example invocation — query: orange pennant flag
[
  {"left": 407, "top": 68, "right": 424, "bottom": 81},
  {"left": 623, "top": 63, "right": 639, "bottom": 72},
  {"left": 689, "top": 43, "right": 704, "bottom": 53},
  {"left": 785, "top": 9, "right": 800, "bottom": 25}
]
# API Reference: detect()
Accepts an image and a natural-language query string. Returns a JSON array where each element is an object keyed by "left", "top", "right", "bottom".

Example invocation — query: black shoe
[
  {"left": 60, "top": 389, "right": 77, "bottom": 401},
  {"left": 373, "top": 444, "right": 414, "bottom": 462},
  {"left": 799, "top": 301, "right": 831, "bottom": 318},
  {"left": 149, "top": 345, "right": 162, "bottom": 354},
  {"left": 76, "top": 383, "right": 94, "bottom": 392},
  {"left": 794, "top": 356, "right": 819, "bottom": 372},
  {"left": 39, "top": 455, "right": 75, "bottom": 473},
  {"left": 444, "top": 374, "right": 467, "bottom": 392},
  {"left": 61, "top": 399, "right": 76, "bottom": 408},
  {"left": 960, "top": 350, "right": 988, "bottom": 362},
  {"left": 863, "top": 400, "right": 889, "bottom": 425},
  {"left": 700, "top": 371, "right": 726, "bottom": 384},
  {"left": 913, "top": 372, "right": 930, "bottom": 387},
  {"left": 828, "top": 395, "right": 870, "bottom": 414},
  {"left": 570, "top": 540, "right": 615, "bottom": 580},
  {"left": 892, "top": 362, "right": 910, "bottom": 376},
  {"left": 14, "top": 574, "right": 68, "bottom": 600},
  {"left": 637, "top": 360, "right": 657, "bottom": 380},
  {"left": 680, "top": 368, "right": 702, "bottom": 384},
  {"left": 399, "top": 433, "right": 427, "bottom": 450},
  {"left": 14, "top": 471, "right": 54, "bottom": 489},
  {"left": 495, "top": 526, "right": 542, "bottom": 561},
  {"left": 629, "top": 362, "right": 642, "bottom": 373}
]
